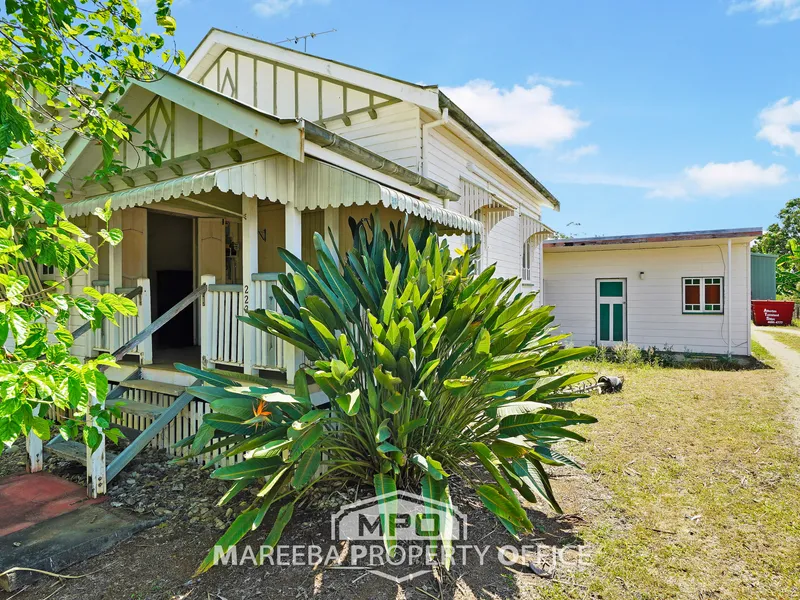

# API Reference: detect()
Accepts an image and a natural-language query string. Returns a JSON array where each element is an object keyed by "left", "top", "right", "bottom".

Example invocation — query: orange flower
[{"left": 253, "top": 398, "right": 272, "bottom": 420}]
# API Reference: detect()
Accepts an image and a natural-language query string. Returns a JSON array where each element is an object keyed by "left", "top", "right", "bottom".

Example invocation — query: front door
[{"left": 596, "top": 279, "right": 626, "bottom": 345}]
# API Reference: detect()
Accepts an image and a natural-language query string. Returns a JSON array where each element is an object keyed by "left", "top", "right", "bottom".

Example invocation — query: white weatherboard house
[
  {"left": 50, "top": 27, "right": 558, "bottom": 380},
  {"left": 543, "top": 228, "right": 762, "bottom": 356},
  {"left": 33, "top": 28, "right": 559, "bottom": 491}
]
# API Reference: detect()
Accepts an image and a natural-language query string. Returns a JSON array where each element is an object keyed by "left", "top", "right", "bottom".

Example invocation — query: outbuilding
[{"left": 543, "top": 227, "right": 762, "bottom": 356}]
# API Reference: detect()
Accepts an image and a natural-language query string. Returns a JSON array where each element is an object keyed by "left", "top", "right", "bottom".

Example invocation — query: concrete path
[{"left": 752, "top": 327, "right": 800, "bottom": 444}]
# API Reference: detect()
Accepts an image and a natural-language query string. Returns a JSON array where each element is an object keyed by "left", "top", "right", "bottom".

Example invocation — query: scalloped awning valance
[{"left": 61, "top": 158, "right": 481, "bottom": 234}]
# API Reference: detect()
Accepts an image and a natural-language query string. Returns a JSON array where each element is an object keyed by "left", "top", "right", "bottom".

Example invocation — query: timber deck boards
[{"left": 46, "top": 440, "right": 118, "bottom": 466}]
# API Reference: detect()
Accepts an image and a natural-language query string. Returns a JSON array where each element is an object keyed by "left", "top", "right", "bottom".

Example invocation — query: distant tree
[
  {"left": 753, "top": 198, "right": 800, "bottom": 255},
  {"left": 0, "top": 0, "right": 183, "bottom": 451}
]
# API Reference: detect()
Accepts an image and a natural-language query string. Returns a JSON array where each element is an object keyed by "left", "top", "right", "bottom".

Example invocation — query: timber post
[
  {"left": 137, "top": 277, "right": 153, "bottom": 365},
  {"left": 241, "top": 194, "right": 259, "bottom": 375},
  {"left": 200, "top": 274, "right": 216, "bottom": 370},
  {"left": 86, "top": 390, "right": 106, "bottom": 497},
  {"left": 283, "top": 199, "right": 303, "bottom": 382}
]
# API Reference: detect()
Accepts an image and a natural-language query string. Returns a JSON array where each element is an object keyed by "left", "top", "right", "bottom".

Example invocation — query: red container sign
[{"left": 751, "top": 300, "right": 795, "bottom": 326}]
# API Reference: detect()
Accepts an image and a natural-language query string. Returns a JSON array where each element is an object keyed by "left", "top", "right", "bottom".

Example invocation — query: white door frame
[{"left": 596, "top": 278, "right": 627, "bottom": 346}]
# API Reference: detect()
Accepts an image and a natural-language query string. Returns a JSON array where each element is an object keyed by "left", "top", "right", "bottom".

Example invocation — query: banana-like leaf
[
  {"left": 511, "top": 457, "right": 563, "bottom": 514},
  {"left": 335, "top": 389, "right": 361, "bottom": 416},
  {"left": 374, "top": 473, "right": 398, "bottom": 555},
  {"left": 476, "top": 484, "right": 527, "bottom": 537},
  {"left": 410, "top": 453, "right": 448, "bottom": 480},
  {"left": 259, "top": 502, "right": 295, "bottom": 561},
  {"left": 175, "top": 363, "right": 237, "bottom": 387},
  {"left": 471, "top": 442, "right": 532, "bottom": 530},
  {"left": 421, "top": 475, "right": 455, "bottom": 568},
  {"left": 382, "top": 393, "right": 403, "bottom": 414},
  {"left": 292, "top": 449, "right": 321, "bottom": 489},
  {"left": 217, "top": 478, "right": 251, "bottom": 507},
  {"left": 203, "top": 413, "right": 257, "bottom": 435},
  {"left": 288, "top": 423, "right": 323, "bottom": 461},
  {"left": 195, "top": 509, "right": 259, "bottom": 575},
  {"left": 211, "top": 457, "right": 284, "bottom": 480},
  {"left": 247, "top": 439, "right": 293, "bottom": 459}
]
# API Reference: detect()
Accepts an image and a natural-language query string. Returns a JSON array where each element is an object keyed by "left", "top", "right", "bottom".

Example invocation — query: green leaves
[
  {"left": 292, "top": 450, "right": 321, "bottom": 489},
  {"left": 196, "top": 510, "right": 259, "bottom": 575},
  {"left": 211, "top": 457, "right": 284, "bottom": 480},
  {"left": 410, "top": 454, "right": 449, "bottom": 480},
  {"left": 335, "top": 390, "right": 361, "bottom": 416},
  {"left": 185, "top": 212, "right": 595, "bottom": 576},
  {"left": 374, "top": 473, "right": 398, "bottom": 555}
]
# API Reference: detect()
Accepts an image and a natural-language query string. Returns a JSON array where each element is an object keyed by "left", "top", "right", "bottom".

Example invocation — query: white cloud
[
  {"left": 728, "top": 0, "right": 800, "bottom": 23},
  {"left": 681, "top": 160, "right": 788, "bottom": 196},
  {"left": 527, "top": 74, "right": 579, "bottom": 88},
  {"left": 253, "top": 0, "right": 328, "bottom": 17},
  {"left": 441, "top": 79, "right": 587, "bottom": 148},
  {"left": 757, "top": 97, "right": 800, "bottom": 155},
  {"left": 555, "top": 160, "right": 789, "bottom": 199},
  {"left": 559, "top": 144, "right": 599, "bottom": 162}
]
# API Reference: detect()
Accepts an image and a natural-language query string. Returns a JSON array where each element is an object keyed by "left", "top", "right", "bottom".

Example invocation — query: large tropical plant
[{"left": 178, "top": 214, "right": 596, "bottom": 574}]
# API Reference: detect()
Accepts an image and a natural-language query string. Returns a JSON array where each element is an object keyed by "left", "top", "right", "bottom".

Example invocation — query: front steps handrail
[
  {"left": 36, "top": 282, "right": 209, "bottom": 497},
  {"left": 100, "top": 282, "right": 207, "bottom": 369}
]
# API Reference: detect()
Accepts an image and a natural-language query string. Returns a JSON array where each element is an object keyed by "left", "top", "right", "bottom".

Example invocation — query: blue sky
[{"left": 163, "top": 0, "right": 800, "bottom": 237}]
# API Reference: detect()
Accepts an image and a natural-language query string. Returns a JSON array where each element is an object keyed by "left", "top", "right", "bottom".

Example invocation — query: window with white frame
[
  {"left": 522, "top": 239, "right": 535, "bottom": 282},
  {"left": 682, "top": 277, "right": 723, "bottom": 314}
]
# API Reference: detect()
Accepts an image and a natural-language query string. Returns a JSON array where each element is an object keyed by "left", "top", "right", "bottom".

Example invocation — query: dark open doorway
[{"left": 147, "top": 211, "right": 195, "bottom": 359}]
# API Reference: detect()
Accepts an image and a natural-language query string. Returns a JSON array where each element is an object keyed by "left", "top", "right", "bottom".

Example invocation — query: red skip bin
[{"left": 752, "top": 300, "right": 795, "bottom": 326}]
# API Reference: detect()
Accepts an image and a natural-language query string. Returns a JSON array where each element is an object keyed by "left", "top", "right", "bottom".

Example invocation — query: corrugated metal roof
[{"left": 544, "top": 227, "right": 763, "bottom": 249}]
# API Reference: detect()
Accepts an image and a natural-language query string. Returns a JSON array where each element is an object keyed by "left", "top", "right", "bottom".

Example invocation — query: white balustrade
[
  {"left": 251, "top": 273, "right": 285, "bottom": 371},
  {"left": 201, "top": 273, "right": 286, "bottom": 372},
  {"left": 91, "top": 278, "right": 152, "bottom": 363},
  {"left": 204, "top": 282, "right": 245, "bottom": 367}
]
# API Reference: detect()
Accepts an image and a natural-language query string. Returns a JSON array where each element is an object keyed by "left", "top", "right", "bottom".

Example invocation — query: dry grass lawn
[{"left": 539, "top": 361, "right": 800, "bottom": 599}]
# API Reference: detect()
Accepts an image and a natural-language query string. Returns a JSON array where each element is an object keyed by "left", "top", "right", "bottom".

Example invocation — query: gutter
[
  {"left": 303, "top": 121, "right": 460, "bottom": 203},
  {"left": 438, "top": 92, "right": 560, "bottom": 211}
]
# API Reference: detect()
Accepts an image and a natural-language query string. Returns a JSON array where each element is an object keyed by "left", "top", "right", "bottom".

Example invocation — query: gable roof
[
  {"left": 52, "top": 69, "right": 458, "bottom": 205},
  {"left": 181, "top": 28, "right": 560, "bottom": 210}
]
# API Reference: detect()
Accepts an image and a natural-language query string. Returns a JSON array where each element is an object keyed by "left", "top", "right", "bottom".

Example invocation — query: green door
[{"left": 597, "top": 279, "right": 626, "bottom": 345}]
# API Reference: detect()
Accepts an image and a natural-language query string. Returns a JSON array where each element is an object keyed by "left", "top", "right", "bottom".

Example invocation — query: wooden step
[
  {"left": 116, "top": 379, "right": 185, "bottom": 396},
  {"left": 46, "top": 439, "right": 117, "bottom": 465},
  {"left": 111, "top": 400, "right": 166, "bottom": 418}
]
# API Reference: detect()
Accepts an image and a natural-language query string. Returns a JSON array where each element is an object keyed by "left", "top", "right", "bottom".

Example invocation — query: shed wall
[
  {"left": 750, "top": 253, "right": 777, "bottom": 300},
  {"left": 543, "top": 242, "right": 751, "bottom": 355}
]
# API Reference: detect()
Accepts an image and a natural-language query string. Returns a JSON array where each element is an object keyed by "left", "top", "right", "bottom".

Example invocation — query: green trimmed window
[{"left": 683, "top": 277, "right": 723, "bottom": 314}]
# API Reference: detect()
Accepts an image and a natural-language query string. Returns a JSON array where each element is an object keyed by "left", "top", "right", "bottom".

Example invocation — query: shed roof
[{"left": 544, "top": 227, "right": 762, "bottom": 251}]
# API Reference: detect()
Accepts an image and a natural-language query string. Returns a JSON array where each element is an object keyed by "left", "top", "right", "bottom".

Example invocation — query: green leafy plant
[
  {"left": 178, "top": 215, "right": 596, "bottom": 574},
  {"left": 0, "top": 0, "right": 183, "bottom": 450},
  {"left": 776, "top": 239, "right": 800, "bottom": 299}
]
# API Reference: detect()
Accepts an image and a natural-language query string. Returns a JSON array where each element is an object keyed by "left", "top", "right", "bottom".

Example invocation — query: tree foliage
[
  {"left": 753, "top": 198, "right": 800, "bottom": 256},
  {"left": 0, "top": 0, "right": 183, "bottom": 449},
  {"left": 776, "top": 239, "right": 800, "bottom": 299},
  {"left": 177, "top": 215, "right": 596, "bottom": 574}
]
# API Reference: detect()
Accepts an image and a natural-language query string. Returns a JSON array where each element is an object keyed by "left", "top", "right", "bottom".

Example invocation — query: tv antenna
[{"left": 274, "top": 29, "right": 337, "bottom": 53}]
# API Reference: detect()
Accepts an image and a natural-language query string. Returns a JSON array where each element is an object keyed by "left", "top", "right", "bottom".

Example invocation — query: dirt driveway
[{"left": 753, "top": 326, "right": 800, "bottom": 444}]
